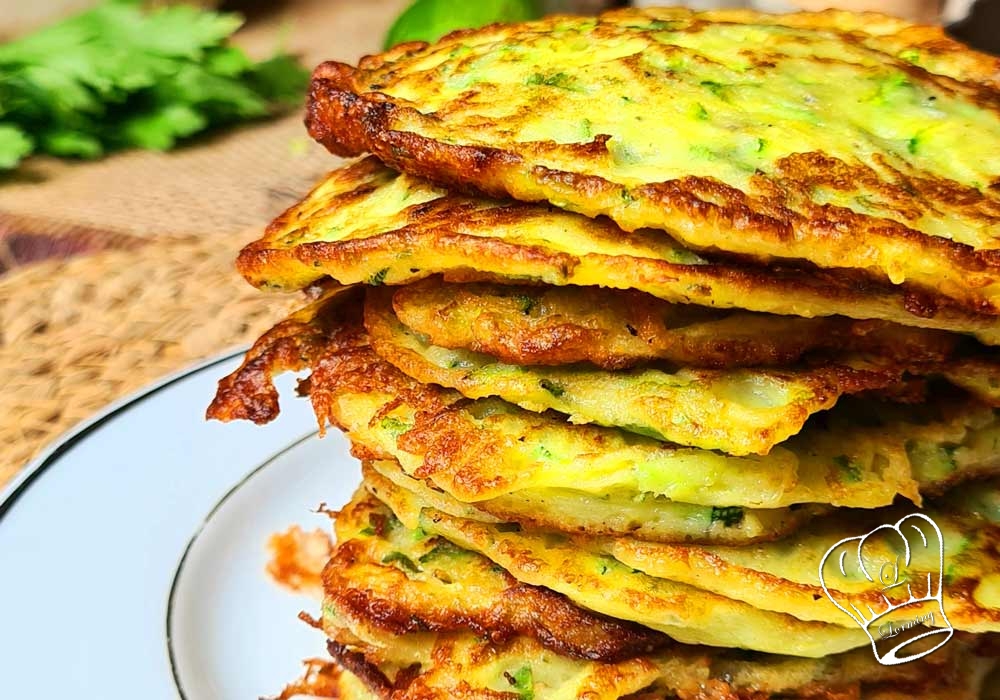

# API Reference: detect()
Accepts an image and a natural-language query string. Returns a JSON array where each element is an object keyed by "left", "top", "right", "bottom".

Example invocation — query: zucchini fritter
[
  {"left": 327, "top": 488, "right": 669, "bottom": 664},
  {"left": 317, "top": 634, "right": 993, "bottom": 700},
  {"left": 214, "top": 8, "right": 1000, "bottom": 693},
  {"left": 341, "top": 478, "right": 869, "bottom": 657},
  {"left": 366, "top": 465, "right": 963, "bottom": 656},
  {"left": 360, "top": 460, "right": 1000, "bottom": 633},
  {"left": 206, "top": 284, "right": 365, "bottom": 425},
  {"left": 364, "top": 457, "right": 826, "bottom": 546},
  {"left": 312, "top": 488, "right": 995, "bottom": 699},
  {"left": 354, "top": 454, "right": 1000, "bottom": 630},
  {"left": 239, "top": 158, "right": 1000, "bottom": 343},
  {"left": 608, "top": 478, "right": 1000, "bottom": 630},
  {"left": 208, "top": 285, "right": 1000, "bottom": 548},
  {"left": 350, "top": 383, "right": 1000, "bottom": 540},
  {"left": 367, "top": 286, "right": 912, "bottom": 455},
  {"left": 306, "top": 8, "right": 1000, "bottom": 310},
  {"left": 366, "top": 462, "right": 1000, "bottom": 657},
  {"left": 392, "top": 277, "right": 961, "bottom": 370}
]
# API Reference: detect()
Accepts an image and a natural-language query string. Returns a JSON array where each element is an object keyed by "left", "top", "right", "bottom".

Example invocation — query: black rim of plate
[
  {"left": 0, "top": 347, "right": 320, "bottom": 699},
  {"left": 165, "top": 429, "right": 318, "bottom": 700},
  {"left": 0, "top": 349, "right": 246, "bottom": 522}
]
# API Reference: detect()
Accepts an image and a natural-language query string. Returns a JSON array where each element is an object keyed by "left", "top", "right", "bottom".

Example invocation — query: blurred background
[
  {"left": 0, "top": 0, "right": 994, "bottom": 37},
  {"left": 0, "top": 0, "right": 994, "bottom": 39},
  {"left": 0, "top": 0, "right": 997, "bottom": 485}
]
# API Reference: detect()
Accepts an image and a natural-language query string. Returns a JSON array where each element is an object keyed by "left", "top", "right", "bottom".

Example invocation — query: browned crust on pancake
[
  {"left": 208, "top": 288, "right": 1000, "bottom": 490},
  {"left": 304, "top": 7, "right": 1000, "bottom": 313},
  {"left": 610, "top": 517, "right": 1000, "bottom": 632},
  {"left": 365, "top": 285, "right": 924, "bottom": 456},
  {"left": 212, "top": 297, "right": 823, "bottom": 542},
  {"left": 305, "top": 343, "right": 454, "bottom": 443},
  {"left": 326, "top": 640, "right": 395, "bottom": 699},
  {"left": 327, "top": 483, "right": 993, "bottom": 697},
  {"left": 277, "top": 658, "right": 348, "bottom": 700},
  {"left": 305, "top": 83, "right": 1000, "bottom": 312},
  {"left": 205, "top": 286, "right": 365, "bottom": 424},
  {"left": 316, "top": 638, "right": 991, "bottom": 700},
  {"left": 299, "top": 96, "right": 1000, "bottom": 335},
  {"left": 302, "top": 336, "right": 826, "bottom": 544},
  {"left": 327, "top": 492, "right": 671, "bottom": 664},
  {"left": 390, "top": 278, "right": 963, "bottom": 370},
  {"left": 324, "top": 488, "right": 992, "bottom": 698},
  {"left": 328, "top": 553, "right": 670, "bottom": 662},
  {"left": 317, "top": 639, "right": 988, "bottom": 700},
  {"left": 239, "top": 158, "right": 1000, "bottom": 343}
]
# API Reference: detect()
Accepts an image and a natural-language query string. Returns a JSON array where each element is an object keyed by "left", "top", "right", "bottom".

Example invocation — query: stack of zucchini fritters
[{"left": 208, "top": 7, "right": 1000, "bottom": 699}]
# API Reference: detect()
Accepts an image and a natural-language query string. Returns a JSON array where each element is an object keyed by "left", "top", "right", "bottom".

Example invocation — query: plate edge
[
  {"left": 0, "top": 345, "right": 249, "bottom": 521},
  {"left": 165, "top": 430, "right": 320, "bottom": 700}
]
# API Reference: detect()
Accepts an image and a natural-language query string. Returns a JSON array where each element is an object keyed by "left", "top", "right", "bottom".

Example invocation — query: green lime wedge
[{"left": 384, "top": 0, "right": 542, "bottom": 49}]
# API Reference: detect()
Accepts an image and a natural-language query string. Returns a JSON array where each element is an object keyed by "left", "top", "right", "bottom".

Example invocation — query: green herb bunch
[{"left": 0, "top": 0, "right": 309, "bottom": 169}]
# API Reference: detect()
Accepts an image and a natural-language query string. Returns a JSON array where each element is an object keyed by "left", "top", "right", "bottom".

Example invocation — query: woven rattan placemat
[{"left": 0, "top": 230, "right": 300, "bottom": 487}]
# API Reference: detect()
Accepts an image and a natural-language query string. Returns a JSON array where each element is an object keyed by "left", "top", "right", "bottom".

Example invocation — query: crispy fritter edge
[
  {"left": 206, "top": 285, "right": 364, "bottom": 425},
  {"left": 303, "top": 9, "right": 1000, "bottom": 315}
]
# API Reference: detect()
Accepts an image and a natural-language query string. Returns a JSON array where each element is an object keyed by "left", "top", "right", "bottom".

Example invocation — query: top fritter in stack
[{"left": 208, "top": 7, "right": 1000, "bottom": 699}]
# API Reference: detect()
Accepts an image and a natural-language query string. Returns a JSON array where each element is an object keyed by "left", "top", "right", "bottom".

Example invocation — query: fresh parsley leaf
[
  {"left": 0, "top": 124, "right": 33, "bottom": 168},
  {"left": 505, "top": 665, "right": 534, "bottom": 700},
  {"left": 39, "top": 128, "right": 103, "bottom": 158},
  {"left": 381, "top": 551, "right": 422, "bottom": 573},
  {"left": 0, "top": 1, "right": 308, "bottom": 169},
  {"left": 120, "top": 103, "right": 207, "bottom": 151},
  {"left": 710, "top": 506, "right": 744, "bottom": 527},
  {"left": 203, "top": 46, "right": 253, "bottom": 78}
]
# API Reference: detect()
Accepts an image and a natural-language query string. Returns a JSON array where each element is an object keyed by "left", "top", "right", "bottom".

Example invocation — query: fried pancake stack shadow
[{"left": 207, "top": 6, "right": 1000, "bottom": 699}]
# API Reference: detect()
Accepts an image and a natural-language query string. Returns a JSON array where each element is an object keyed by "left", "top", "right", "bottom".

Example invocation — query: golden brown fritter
[
  {"left": 305, "top": 8, "right": 1000, "bottom": 312},
  {"left": 316, "top": 635, "right": 993, "bottom": 700},
  {"left": 313, "top": 488, "right": 996, "bottom": 699},
  {"left": 367, "top": 286, "right": 914, "bottom": 455},
  {"left": 606, "top": 477, "right": 1000, "bottom": 631},
  {"left": 362, "top": 460, "right": 1000, "bottom": 633},
  {"left": 343, "top": 476, "right": 1000, "bottom": 658},
  {"left": 207, "top": 287, "right": 1000, "bottom": 547},
  {"left": 328, "top": 488, "right": 669, "bottom": 664},
  {"left": 364, "top": 457, "right": 826, "bottom": 547},
  {"left": 391, "top": 278, "right": 962, "bottom": 370},
  {"left": 238, "top": 158, "right": 1000, "bottom": 344},
  {"left": 205, "top": 284, "right": 365, "bottom": 424}
]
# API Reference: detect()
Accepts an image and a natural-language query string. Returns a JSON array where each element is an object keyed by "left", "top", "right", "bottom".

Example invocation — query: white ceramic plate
[{"left": 0, "top": 351, "right": 359, "bottom": 699}]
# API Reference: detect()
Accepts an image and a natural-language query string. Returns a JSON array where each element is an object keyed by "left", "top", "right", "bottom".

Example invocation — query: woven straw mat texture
[
  {"left": 0, "top": 0, "right": 408, "bottom": 487},
  {"left": 0, "top": 230, "right": 301, "bottom": 486}
]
